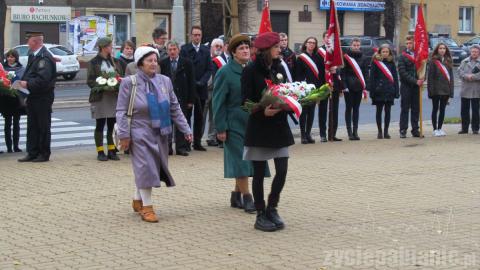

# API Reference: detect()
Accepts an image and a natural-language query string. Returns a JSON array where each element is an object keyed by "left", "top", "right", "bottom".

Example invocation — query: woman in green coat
[{"left": 213, "top": 34, "right": 257, "bottom": 213}]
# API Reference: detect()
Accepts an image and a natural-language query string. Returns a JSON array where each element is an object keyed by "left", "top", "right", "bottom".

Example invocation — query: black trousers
[
  {"left": 299, "top": 104, "right": 315, "bottom": 137},
  {"left": 173, "top": 105, "right": 189, "bottom": 151},
  {"left": 94, "top": 118, "right": 116, "bottom": 150},
  {"left": 319, "top": 90, "right": 340, "bottom": 138},
  {"left": 431, "top": 96, "right": 449, "bottom": 130},
  {"left": 3, "top": 114, "right": 21, "bottom": 151},
  {"left": 26, "top": 100, "right": 52, "bottom": 158},
  {"left": 399, "top": 86, "right": 420, "bottom": 132},
  {"left": 252, "top": 157, "right": 288, "bottom": 210},
  {"left": 344, "top": 90, "right": 362, "bottom": 130},
  {"left": 461, "top": 98, "right": 480, "bottom": 132},
  {"left": 187, "top": 98, "right": 206, "bottom": 146},
  {"left": 376, "top": 103, "right": 391, "bottom": 133}
]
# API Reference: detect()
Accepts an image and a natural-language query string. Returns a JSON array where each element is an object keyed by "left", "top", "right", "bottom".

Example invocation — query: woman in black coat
[
  {"left": 115, "top": 40, "right": 135, "bottom": 77},
  {"left": 368, "top": 45, "right": 399, "bottom": 139},
  {"left": 241, "top": 32, "right": 294, "bottom": 232},
  {"left": 1, "top": 49, "right": 25, "bottom": 153},
  {"left": 295, "top": 37, "right": 325, "bottom": 144},
  {"left": 427, "top": 43, "right": 454, "bottom": 137}
]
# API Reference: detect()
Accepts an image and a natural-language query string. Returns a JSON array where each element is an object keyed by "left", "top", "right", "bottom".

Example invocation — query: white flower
[
  {"left": 96, "top": 76, "right": 104, "bottom": 83},
  {"left": 276, "top": 73, "right": 284, "bottom": 81},
  {"left": 7, "top": 71, "right": 16, "bottom": 79},
  {"left": 98, "top": 78, "right": 107, "bottom": 85},
  {"left": 107, "top": 78, "right": 118, "bottom": 87}
]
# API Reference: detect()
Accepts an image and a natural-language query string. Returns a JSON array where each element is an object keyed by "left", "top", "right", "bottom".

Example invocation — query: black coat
[
  {"left": 1, "top": 63, "right": 25, "bottom": 116},
  {"left": 294, "top": 51, "right": 325, "bottom": 87},
  {"left": 21, "top": 46, "right": 56, "bottom": 103},
  {"left": 241, "top": 55, "right": 294, "bottom": 148},
  {"left": 180, "top": 43, "right": 213, "bottom": 100},
  {"left": 281, "top": 47, "right": 296, "bottom": 78},
  {"left": 368, "top": 54, "right": 399, "bottom": 103},
  {"left": 114, "top": 55, "right": 134, "bottom": 77},
  {"left": 212, "top": 53, "right": 229, "bottom": 80},
  {"left": 427, "top": 56, "right": 454, "bottom": 98},
  {"left": 398, "top": 50, "right": 419, "bottom": 92},
  {"left": 342, "top": 50, "right": 368, "bottom": 92},
  {"left": 160, "top": 56, "right": 196, "bottom": 106}
]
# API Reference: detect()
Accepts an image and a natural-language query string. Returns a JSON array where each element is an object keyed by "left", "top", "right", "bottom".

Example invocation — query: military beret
[
  {"left": 254, "top": 32, "right": 280, "bottom": 50},
  {"left": 228, "top": 34, "right": 250, "bottom": 55},
  {"left": 96, "top": 37, "right": 112, "bottom": 49},
  {"left": 25, "top": 31, "right": 44, "bottom": 39}
]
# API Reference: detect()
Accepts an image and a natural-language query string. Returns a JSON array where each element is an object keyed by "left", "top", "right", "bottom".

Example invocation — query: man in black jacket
[
  {"left": 180, "top": 26, "right": 213, "bottom": 151},
  {"left": 161, "top": 41, "right": 196, "bottom": 156},
  {"left": 17, "top": 31, "right": 56, "bottom": 162},
  {"left": 398, "top": 35, "right": 424, "bottom": 138}
]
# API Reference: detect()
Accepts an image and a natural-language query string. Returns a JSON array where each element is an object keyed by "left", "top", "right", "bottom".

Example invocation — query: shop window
[
  {"left": 95, "top": 13, "right": 130, "bottom": 45},
  {"left": 409, "top": 4, "right": 427, "bottom": 32},
  {"left": 154, "top": 14, "right": 170, "bottom": 38},
  {"left": 459, "top": 7, "right": 473, "bottom": 34}
]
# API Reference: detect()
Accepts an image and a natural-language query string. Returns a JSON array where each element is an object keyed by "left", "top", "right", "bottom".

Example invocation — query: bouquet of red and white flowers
[
  {"left": 243, "top": 80, "right": 331, "bottom": 119},
  {"left": 0, "top": 68, "right": 17, "bottom": 97},
  {"left": 92, "top": 71, "right": 122, "bottom": 93}
]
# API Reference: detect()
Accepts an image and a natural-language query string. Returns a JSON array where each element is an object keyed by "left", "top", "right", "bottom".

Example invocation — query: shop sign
[
  {"left": 11, "top": 6, "right": 71, "bottom": 22},
  {"left": 319, "top": 0, "right": 385, "bottom": 12}
]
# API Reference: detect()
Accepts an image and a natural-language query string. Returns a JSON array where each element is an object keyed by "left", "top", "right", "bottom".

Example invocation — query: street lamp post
[{"left": 131, "top": 0, "right": 137, "bottom": 45}]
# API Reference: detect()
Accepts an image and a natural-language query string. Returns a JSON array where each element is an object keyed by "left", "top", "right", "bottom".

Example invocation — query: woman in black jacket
[
  {"left": 342, "top": 38, "right": 367, "bottom": 140},
  {"left": 241, "top": 32, "right": 294, "bottom": 232},
  {"left": 1, "top": 49, "right": 26, "bottom": 153},
  {"left": 368, "top": 45, "right": 399, "bottom": 139},
  {"left": 427, "top": 43, "right": 454, "bottom": 137},
  {"left": 115, "top": 40, "right": 135, "bottom": 77},
  {"left": 295, "top": 37, "right": 325, "bottom": 144}
]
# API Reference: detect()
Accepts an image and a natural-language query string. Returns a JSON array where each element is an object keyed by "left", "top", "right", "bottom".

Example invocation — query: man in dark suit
[
  {"left": 17, "top": 31, "right": 56, "bottom": 162},
  {"left": 180, "top": 26, "right": 213, "bottom": 151},
  {"left": 161, "top": 41, "right": 196, "bottom": 156}
]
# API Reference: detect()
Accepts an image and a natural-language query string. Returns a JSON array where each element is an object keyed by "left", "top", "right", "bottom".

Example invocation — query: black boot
[
  {"left": 347, "top": 127, "right": 355, "bottom": 141},
  {"left": 300, "top": 132, "right": 308, "bottom": 144},
  {"left": 107, "top": 150, "right": 120, "bottom": 160},
  {"left": 242, "top": 194, "right": 256, "bottom": 214},
  {"left": 266, "top": 206, "right": 285, "bottom": 230},
  {"left": 97, "top": 151, "right": 108, "bottom": 161},
  {"left": 352, "top": 127, "right": 360, "bottom": 140},
  {"left": 230, "top": 191, "right": 243, "bottom": 209},
  {"left": 377, "top": 128, "right": 383, "bottom": 139},
  {"left": 306, "top": 133, "right": 315, "bottom": 144},
  {"left": 254, "top": 209, "right": 277, "bottom": 232},
  {"left": 384, "top": 129, "right": 391, "bottom": 139}
]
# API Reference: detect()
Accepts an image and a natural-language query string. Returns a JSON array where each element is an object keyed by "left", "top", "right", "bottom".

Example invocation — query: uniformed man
[{"left": 17, "top": 31, "right": 56, "bottom": 162}]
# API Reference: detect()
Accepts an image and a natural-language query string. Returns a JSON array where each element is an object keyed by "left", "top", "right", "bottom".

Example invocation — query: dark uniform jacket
[
  {"left": 294, "top": 51, "right": 325, "bottom": 87},
  {"left": 281, "top": 47, "right": 296, "bottom": 78},
  {"left": 427, "top": 56, "right": 454, "bottom": 98},
  {"left": 368, "top": 54, "right": 399, "bottom": 102},
  {"left": 342, "top": 50, "right": 368, "bottom": 92},
  {"left": 398, "top": 49, "right": 419, "bottom": 91},
  {"left": 87, "top": 54, "right": 120, "bottom": 103},
  {"left": 21, "top": 46, "right": 56, "bottom": 103},
  {"left": 241, "top": 55, "right": 294, "bottom": 148},
  {"left": 180, "top": 43, "right": 213, "bottom": 100},
  {"left": 160, "top": 56, "right": 197, "bottom": 107}
]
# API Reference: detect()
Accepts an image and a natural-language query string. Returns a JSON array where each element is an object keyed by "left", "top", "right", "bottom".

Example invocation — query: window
[
  {"left": 154, "top": 14, "right": 170, "bottom": 38},
  {"left": 95, "top": 13, "right": 130, "bottom": 46},
  {"left": 459, "top": 7, "right": 473, "bottom": 33},
  {"left": 410, "top": 4, "right": 426, "bottom": 32}
]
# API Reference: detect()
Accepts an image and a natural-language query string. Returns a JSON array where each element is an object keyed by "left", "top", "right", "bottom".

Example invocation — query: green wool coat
[{"left": 213, "top": 60, "right": 254, "bottom": 178}]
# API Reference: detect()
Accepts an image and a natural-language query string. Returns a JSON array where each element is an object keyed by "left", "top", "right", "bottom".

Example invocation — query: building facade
[
  {"left": 400, "top": 0, "right": 480, "bottom": 45},
  {"left": 4, "top": 0, "right": 173, "bottom": 50}
]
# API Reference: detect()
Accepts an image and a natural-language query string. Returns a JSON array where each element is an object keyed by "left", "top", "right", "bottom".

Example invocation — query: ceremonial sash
[
  {"left": 402, "top": 51, "right": 415, "bottom": 63},
  {"left": 373, "top": 60, "right": 394, "bottom": 83},
  {"left": 317, "top": 48, "right": 326, "bottom": 59},
  {"left": 277, "top": 95, "right": 302, "bottom": 119},
  {"left": 344, "top": 54, "right": 366, "bottom": 90},
  {"left": 298, "top": 53, "right": 319, "bottom": 79},
  {"left": 213, "top": 56, "right": 227, "bottom": 69},
  {"left": 280, "top": 59, "right": 293, "bottom": 83},
  {"left": 434, "top": 60, "right": 450, "bottom": 83}
]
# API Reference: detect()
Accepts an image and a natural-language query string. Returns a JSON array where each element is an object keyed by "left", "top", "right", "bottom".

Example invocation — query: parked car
[
  {"left": 429, "top": 36, "right": 467, "bottom": 65},
  {"left": 462, "top": 36, "right": 480, "bottom": 53},
  {"left": 340, "top": 36, "right": 397, "bottom": 60},
  {"left": 12, "top": 44, "right": 80, "bottom": 80}
]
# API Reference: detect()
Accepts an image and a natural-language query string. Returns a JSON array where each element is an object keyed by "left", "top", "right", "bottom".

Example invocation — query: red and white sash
[
  {"left": 280, "top": 59, "right": 293, "bottom": 83},
  {"left": 298, "top": 53, "right": 319, "bottom": 79},
  {"left": 402, "top": 51, "right": 415, "bottom": 63},
  {"left": 434, "top": 60, "right": 450, "bottom": 83},
  {"left": 344, "top": 54, "right": 366, "bottom": 90},
  {"left": 373, "top": 60, "right": 394, "bottom": 83},
  {"left": 317, "top": 48, "right": 326, "bottom": 59},
  {"left": 213, "top": 56, "right": 227, "bottom": 69},
  {"left": 279, "top": 95, "right": 302, "bottom": 119}
]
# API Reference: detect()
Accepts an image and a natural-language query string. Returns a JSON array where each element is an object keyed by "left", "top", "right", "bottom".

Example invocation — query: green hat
[{"left": 96, "top": 37, "right": 112, "bottom": 48}]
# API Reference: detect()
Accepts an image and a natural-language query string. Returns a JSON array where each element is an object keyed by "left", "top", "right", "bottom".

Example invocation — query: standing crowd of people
[{"left": 2, "top": 27, "right": 480, "bottom": 232}]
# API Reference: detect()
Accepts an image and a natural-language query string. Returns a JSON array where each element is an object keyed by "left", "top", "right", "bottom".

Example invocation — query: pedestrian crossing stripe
[{"left": 0, "top": 116, "right": 99, "bottom": 149}]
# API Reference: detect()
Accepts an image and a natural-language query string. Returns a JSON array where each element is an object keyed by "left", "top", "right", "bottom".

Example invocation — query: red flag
[
  {"left": 324, "top": 0, "right": 344, "bottom": 85},
  {"left": 414, "top": 1, "right": 428, "bottom": 75},
  {"left": 258, "top": 0, "right": 272, "bottom": 34}
]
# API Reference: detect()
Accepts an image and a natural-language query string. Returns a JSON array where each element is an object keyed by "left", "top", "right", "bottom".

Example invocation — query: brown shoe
[
  {"left": 132, "top": 200, "right": 143, "bottom": 212},
  {"left": 139, "top": 206, "right": 159, "bottom": 223}
]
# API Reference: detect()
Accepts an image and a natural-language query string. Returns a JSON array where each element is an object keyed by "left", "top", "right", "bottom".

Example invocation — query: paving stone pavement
[{"left": 1, "top": 123, "right": 480, "bottom": 270}]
